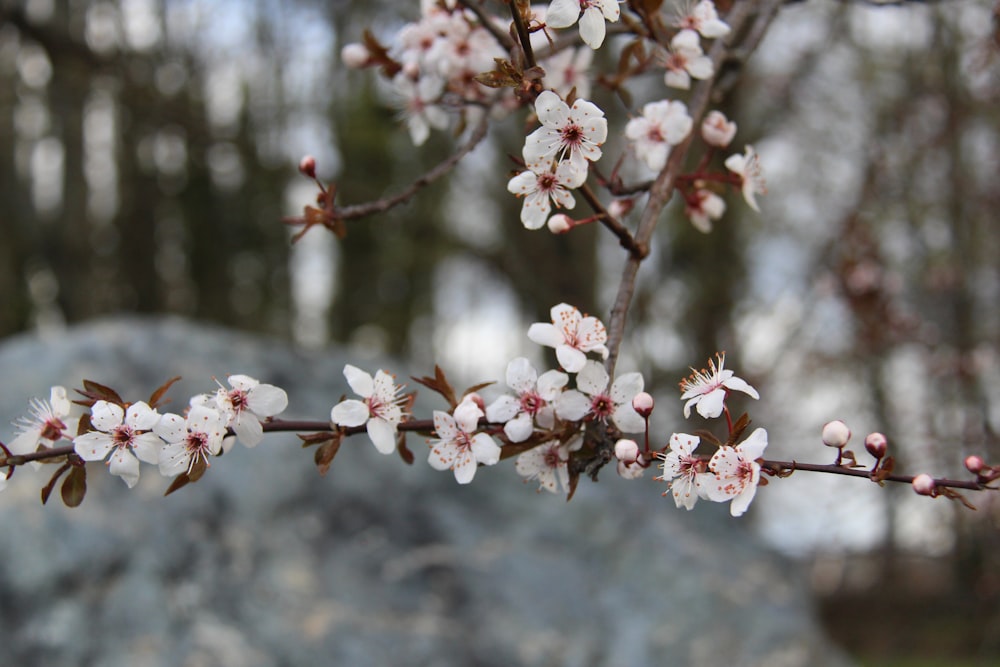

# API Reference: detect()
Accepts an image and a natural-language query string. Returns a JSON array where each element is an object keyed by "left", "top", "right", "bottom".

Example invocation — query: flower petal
[
  {"left": 367, "top": 418, "right": 398, "bottom": 455},
  {"left": 331, "top": 399, "right": 370, "bottom": 427},
  {"left": 109, "top": 448, "right": 140, "bottom": 488}
]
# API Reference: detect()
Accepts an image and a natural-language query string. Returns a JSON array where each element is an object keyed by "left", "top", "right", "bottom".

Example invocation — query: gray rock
[{"left": 0, "top": 317, "right": 854, "bottom": 667}]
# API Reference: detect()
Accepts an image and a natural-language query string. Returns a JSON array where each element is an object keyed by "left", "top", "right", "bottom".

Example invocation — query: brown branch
[
  {"left": 604, "top": 0, "right": 784, "bottom": 377},
  {"left": 577, "top": 183, "right": 644, "bottom": 258},
  {"left": 455, "top": 0, "right": 516, "bottom": 52},
  {"left": 761, "top": 459, "right": 984, "bottom": 492}
]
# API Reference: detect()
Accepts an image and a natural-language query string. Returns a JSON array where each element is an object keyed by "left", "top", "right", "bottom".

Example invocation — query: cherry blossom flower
[
  {"left": 542, "top": 46, "right": 593, "bottom": 100},
  {"left": 393, "top": 73, "right": 449, "bottom": 146},
  {"left": 73, "top": 401, "right": 162, "bottom": 488},
  {"left": 428, "top": 396, "right": 502, "bottom": 484},
  {"left": 331, "top": 365, "right": 407, "bottom": 455},
  {"left": 656, "top": 432, "right": 711, "bottom": 510},
  {"left": 675, "top": 0, "right": 731, "bottom": 39},
  {"left": 701, "top": 110, "right": 737, "bottom": 147},
  {"left": 624, "top": 99, "right": 693, "bottom": 171},
  {"left": 679, "top": 352, "right": 759, "bottom": 419},
  {"left": 545, "top": 0, "right": 621, "bottom": 49},
  {"left": 661, "top": 29, "right": 714, "bottom": 90},
  {"left": 685, "top": 188, "right": 726, "bottom": 233},
  {"left": 515, "top": 437, "right": 581, "bottom": 494},
  {"left": 522, "top": 90, "right": 607, "bottom": 179},
  {"left": 155, "top": 405, "right": 227, "bottom": 478},
  {"left": 485, "top": 358, "right": 568, "bottom": 443},
  {"left": 9, "top": 386, "right": 72, "bottom": 467},
  {"left": 724, "top": 145, "right": 767, "bottom": 212},
  {"left": 507, "top": 161, "right": 579, "bottom": 230},
  {"left": 209, "top": 374, "right": 288, "bottom": 448},
  {"left": 528, "top": 302, "right": 609, "bottom": 373},
  {"left": 703, "top": 427, "right": 768, "bottom": 516},
  {"left": 556, "top": 360, "right": 646, "bottom": 433}
]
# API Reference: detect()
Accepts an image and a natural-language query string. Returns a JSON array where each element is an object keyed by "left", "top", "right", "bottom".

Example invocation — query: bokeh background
[{"left": 1, "top": 0, "right": 999, "bottom": 664}]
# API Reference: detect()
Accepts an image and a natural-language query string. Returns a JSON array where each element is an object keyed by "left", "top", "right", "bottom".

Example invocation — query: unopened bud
[
  {"left": 617, "top": 454, "right": 646, "bottom": 480},
  {"left": 632, "top": 392, "right": 654, "bottom": 418},
  {"left": 821, "top": 420, "right": 851, "bottom": 448},
  {"left": 464, "top": 392, "right": 485, "bottom": 412},
  {"left": 608, "top": 198, "right": 634, "bottom": 219},
  {"left": 912, "top": 473, "right": 936, "bottom": 496},
  {"left": 341, "top": 43, "right": 371, "bottom": 68},
  {"left": 547, "top": 214, "right": 574, "bottom": 234},
  {"left": 864, "top": 432, "right": 887, "bottom": 459},
  {"left": 614, "top": 438, "right": 639, "bottom": 464},
  {"left": 965, "top": 455, "right": 986, "bottom": 475},
  {"left": 701, "top": 110, "right": 737, "bottom": 148},
  {"left": 298, "top": 155, "right": 317, "bottom": 178}
]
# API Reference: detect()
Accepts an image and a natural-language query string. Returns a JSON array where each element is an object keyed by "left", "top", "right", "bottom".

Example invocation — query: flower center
[
  {"left": 559, "top": 124, "right": 584, "bottom": 150},
  {"left": 229, "top": 389, "right": 248, "bottom": 412},
  {"left": 520, "top": 392, "right": 546, "bottom": 416},
  {"left": 590, "top": 393, "right": 613, "bottom": 421},
  {"left": 40, "top": 418, "right": 65, "bottom": 442},
  {"left": 112, "top": 424, "right": 135, "bottom": 449},
  {"left": 542, "top": 445, "right": 561, "bottom": 468}
]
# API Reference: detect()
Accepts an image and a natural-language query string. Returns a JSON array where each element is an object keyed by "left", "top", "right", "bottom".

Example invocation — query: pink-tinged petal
[
  {"left": 247, "top": 384, "right": 288, "bottom": 417},
  {"left": 670, "top": 432, "right": 699, "bottom": 456},
  {"left": 535, "top": 90, "right": 570, "bottom": 127},
  {"left": 555, "top": 345, "right": 587, "bottom": 373},
  {"left": 695, "top": 387, "right": 727, "bottom": 418},
  {"left": 536, "top": 370, "right": 568, "bottom": 399},
  {"left": 508, "top": 170, "right": 538, "bottom": 195},
  {"left": 486, "top": 395, "right": 521, "bottom": 423},
  {"left": 665, "top": 69, "right": 691, "bottom": 90},
  {"left": 8, "top": 430, "right": 41, "bottom": 457},
  {"left": 90, "top": 401, "right": 124, "bottom": 433},
  {"left": 433, "top": 410, "right": 460, "bottom": 441},
  {"left": 506, "top": 357, "right": 538, "bottom": 394},
  {"left": 528, "top": 322, "right": 566, "bottom": 348},
  {"left": 737, "top": 428, "right": 768, "bottom": 460},
  {"left": 471, "top": 433, "right": 502, "bottom": 465},
  {"left": 687, "top": 55, "right": 714, "bottom": 79},
  {"left": 597, "top": 0, "right": 620, "bottom": 20},
  {"left": 503, "top": 413, "right": 534, "bottom": 443},
  {"left": 578, "top": 7, "right": 607, "bottom": 48},
  {"left": 343, "top": 364, "right": 374, "bottom": 398},
  {"left": 536, "top": 406, "right": 556, "bottom": 429},
  {"left": 126, "top": 402, "right": 159, "bottom": 430},
  {"left": 454, "top": 399, "right": 484, "bottom": 433},
  {"left": 233, "top": 412, "right": 264, "bottom": 447},
  {"left": 109, "top": 448, "right": 140, "bottom": 488},
  {"left": 521, "top": 191, "right": 552, "bottom": 230},
  {"left": 428, "top": 441, "right": 456, "bottom": 471},
  {"left": 610, "top": 372, "right": 644, "bottom": 404},
  {"left": 555, "top": 389, "right": 590, "bottom": 421},
  {"left": 331, "top": 399, "right": 370, "bottom": 428},
  {"left": 722, "top": 376, "right": 759, "bottom": 399},
  {"left": 154, "top": 413, "right": 186, "bottom": 443},
  {"left": 556, "top": 160, "right": 586, "bottom": 189},
  {"left": 545, "top": 0, "right": 580, "bottom": 28},
  {"left": 367, "top": 418, "right": 398, "bottom": 455},
  {"left": 74, "top": 432, "right": 113, "bottom": 461},
  {"left": 550, "top": 302, "right": 581, "bottom": 327},
  {"left": 227, "top": 374, "right": 259, "bottom": 392},
  {"left": 158, "top": 442, "right": 189, "bottom": 478},
  {"left": 131, "top": 432, "right": 162, "bottom": 465},
  {"left": 729, "top": 482, "right": 758, "bottom": 517},
  {"left": 612, "top": 405, "right": 646, "bottom": 434},
  {"left": 672, "top": 476, "right": 699, "bottom": 510},
  {"left": 576, "top": 360, "right": 609, "bottom": 396},
  {"left": 452, "top": 449, "right": 478, "bottom": 484},
  {"left": 50, "top": 386, "right": 71, "bottom": 417},
  {"left": 550, "top": 187, "right": 576, "bottom": 211},
  {"left": 372, "top": 370, "right": 398, "bottom": 401}
]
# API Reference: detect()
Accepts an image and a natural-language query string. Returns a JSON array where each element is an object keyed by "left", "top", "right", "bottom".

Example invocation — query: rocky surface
[{"left": 0, "top": 317, "right": 855, "bottom": 667}]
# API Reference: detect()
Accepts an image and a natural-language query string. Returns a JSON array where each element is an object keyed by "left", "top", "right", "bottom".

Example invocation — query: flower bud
[
  {"left": 464, "top": 392, "right": 485, "bottom": 412},
  {"left": 912, "top": 473, "right": 936, "bottom": 496},
  {"left": 614, "top": 438, "right": 639, "bottom": 464},
  {"left": 965, "top": 455, "right": 986, "bottom": 475},
  {"left": 608, "top": 198, "right": 634, "bottom": 219},
  {"left": 821, "top": 420, "right": 851, "bottom": 448},
  {"left": 632, "top": 392, "right": 654, "bottom": 418},
  {"left": 298, "top": 155, "right": 317, "bottom": 178},
  {"left": 617, "top": 454, "right": 646, "bottom": 479},
  {"left": 341, "top": 43, "right": 371, "bottom": 68},
  {"left": 701, "top": 110, "right": 737, "bottom": 148},
  {"left": 864, "top": 432, "right": 887, "bottom": 459},
  {"left": 547, "top": 214, "right": 574, "bottom": 234}
]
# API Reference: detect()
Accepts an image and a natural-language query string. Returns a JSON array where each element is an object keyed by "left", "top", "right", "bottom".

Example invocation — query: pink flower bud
[
  {"left": 608, "top": 198, "right": 634, "bottom": 219},
  {"left": 617, "top": 454, "right": 646, "bottom": 479},
  {"left": 547, "top": 214, "right": 574, "bottom": 234},
  {"left": 614, "top": 438, "right": 639, "bottom": 464},
  {"left": 864, "top": 432, "right": 887, "bottom": 459},
  {"left": 298, "top": 155, "right": 317, "bottom": 178},
  {"left": 341, "top": 43, "right": 371, "bottom": 68},
  {"left": 632, "top": 392, "right": 654, "bottom": 418},
  {"left": 701, "top": 110, "right": 737, "bottom": 148},
  {"left": 912, "top": 473, "right": 936, "bottom": 496},
  {"left": 465, "top": 392, "right": 485, "bottom": 412},
  {"left": 965, "top": 455, "right": 986, "bottom": 474},
  {"left": 821, "top": 420, "right": 851, "bottom": 448}
]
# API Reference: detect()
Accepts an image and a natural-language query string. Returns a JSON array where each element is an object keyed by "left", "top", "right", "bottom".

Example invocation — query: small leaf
[
  {"left": 81, "top": 379, "right": 124, "bottom": 405},
  {"left": 60, "top": 466, "right": 87, "bottom": 508},
  {"left": 187, "top": 456, "right": 209, "bottom": 483},
  {"left": 299, "top": 432, "right": 334, "bottom": 448},
  {"left": 165, "top": 472, "right": 191, "bottom": 496},
  {"left": 396, "top": 432, "right": 414, "bottom": 465},
  {"left": 41, "top": 463, "right": 70, "bottom": 505},
  {"left": 315, "top": 436, "right": 342, "bottom": 476},
  {"left": 76, "top": 413, "right": 93, "bottom": 437},
  {"left": 566, "top": 465, "right": 581, "bottom": 502},
  {"left": 148, "top": 376, "right": 181, "bottom": 409}
]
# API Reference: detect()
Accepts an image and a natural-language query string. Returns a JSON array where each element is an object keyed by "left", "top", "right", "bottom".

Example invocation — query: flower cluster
[{"left": 656, "top": 355, "right": 768, "bottom": 516}]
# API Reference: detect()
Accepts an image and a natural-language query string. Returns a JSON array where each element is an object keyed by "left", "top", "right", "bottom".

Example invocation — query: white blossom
[
  {"left": 679, "top": 353, "right": 759, "bottom": 419},
  {"left": 507, "top": 161, "right": 579, "bottom": 230},
  {"left": 662, "top": 29, "right": 713, "bottom": 90},
  {"left": 486, "top": 358, "right": 567, "bottom": 443},
  {"left": 545, "top": 0, "right": 621, "bottom": 49},
  {"left": 625, "top": 99, "right": 693, "bottom": 171},
  {"left": 9, "top": 386, "right": 72, "bottom": 469},
  {"left": 428, "top": 397, "right": 501, "bottom": 484},
  {"left": 515, "top": 437, "right": 581, "bottom": 494},
  {"left": 331, "top": 365, "right": 407, "bottom": 455},
  {"left": 210, "top": 374, "right": 288, "bottom": 448},
  {"left": 725, "top": 145, "right": 767, "bottom": 212},
  {"left": 522, "top": 90, "right": 607, "bottom": 180},
  {"left": 703, "top": 428, "right": 768, "bottom": 516},
  {"left": 656, "top": 432, "right": 711, "bottom": 510},
  {"left": 73, "top": 401, "right": 162, "bottom": 488},
  {"left": 528, "top": 302, "right": 609, "bottom": 373},
  {"left": 155, "top": 405, "right": 227, "bottom": 478},
  {"left": 556, "top": 360, "right": 646, "bottom": 433}
]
